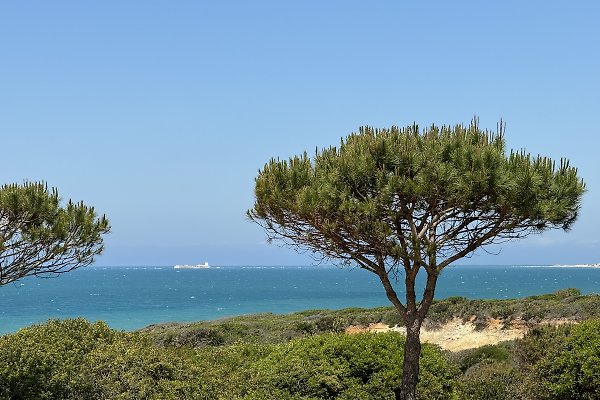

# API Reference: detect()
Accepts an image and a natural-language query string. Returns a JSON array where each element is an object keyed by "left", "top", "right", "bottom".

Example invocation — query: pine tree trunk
[{"left": 396, "top": 319, "right": 422, "bottom": 400}]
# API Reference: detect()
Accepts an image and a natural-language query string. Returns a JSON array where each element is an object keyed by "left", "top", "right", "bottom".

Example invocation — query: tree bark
[
  {"left": 396, "top": 318, "right": 422, "bottom": 400},
  {"left": 396, "top": 270, "right": 437, "bottom": 400}
]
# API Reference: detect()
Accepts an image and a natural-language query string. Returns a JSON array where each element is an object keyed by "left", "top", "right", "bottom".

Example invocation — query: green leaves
[
  {"left": 246, "top": 332, "right": 458, "bottom": 400},
  {"left": 0, "top": 319, "right": 203, "bottom": 400},
  {"left": 249, "top": 120, "right": 585, "bottom": 271},
  {"left": 0, "top": 319, "right": 458, "bottom": 400},
  {"left": 0, "top": 181, "right": 110, "bottom": 285},
  {"left": 515, "top": 320, "right": 600, "bottom": 400}
]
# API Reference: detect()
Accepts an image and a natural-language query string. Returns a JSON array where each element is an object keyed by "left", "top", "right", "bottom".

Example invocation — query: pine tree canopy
[
  {"left": 0, "top": 182, "right": 110, "bottom": 285},
  {"left": 249, "top": 121, "right": 585, "bottom": 275}
]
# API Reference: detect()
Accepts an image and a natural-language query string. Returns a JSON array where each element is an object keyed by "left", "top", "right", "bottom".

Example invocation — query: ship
[{"left": 173, "top": 262, "right": 210, "bottom": 269}]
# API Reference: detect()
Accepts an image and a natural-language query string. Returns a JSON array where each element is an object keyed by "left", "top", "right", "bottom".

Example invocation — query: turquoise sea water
[{"left": 1, "top": 265, "right": 600, "bottom": 335}]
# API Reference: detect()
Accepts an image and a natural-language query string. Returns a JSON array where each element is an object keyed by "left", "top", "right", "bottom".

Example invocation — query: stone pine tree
[
  {"left": 0, "top": 182, "right": 110, "bottom": 285},
  {"left": 248, "top": 120, "right": 585, "bottom": 400}
]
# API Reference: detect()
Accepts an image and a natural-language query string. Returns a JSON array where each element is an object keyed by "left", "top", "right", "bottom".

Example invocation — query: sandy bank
[{"left": 345, "top": 317, "right": 576, "bottom": 352}]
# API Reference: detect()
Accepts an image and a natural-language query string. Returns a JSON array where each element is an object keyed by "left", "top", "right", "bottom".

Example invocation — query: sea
[{"left": 1, "top": 265, "right": 600, "bottom": 335}]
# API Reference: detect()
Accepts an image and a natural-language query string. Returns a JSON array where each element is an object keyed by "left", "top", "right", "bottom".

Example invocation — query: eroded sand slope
[{"left": 345, "top": 318, "right": 574, "bottom": 352}]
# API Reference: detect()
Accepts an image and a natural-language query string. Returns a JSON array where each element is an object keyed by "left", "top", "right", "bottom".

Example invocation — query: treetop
[{"left": 249, "top": 120, "right": 585, "bottom": 271}]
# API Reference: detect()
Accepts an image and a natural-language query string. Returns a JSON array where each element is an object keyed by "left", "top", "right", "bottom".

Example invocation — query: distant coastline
[{"left": 551, "top": 263, "right": 600, "bottom": 268}]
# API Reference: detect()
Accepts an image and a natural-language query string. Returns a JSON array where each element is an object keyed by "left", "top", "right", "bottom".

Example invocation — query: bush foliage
[
  {"left": 458, "top": 361, "right": 523, "bottom": 400},
  {"left": 455, "top": 319, "right": 600, "bottom": 400},
  {"left": 3, "top": 295, "right": 600, "bottom": 399},
  {"left": 0, "top": 319, "right": 202, "bottom": 400},
  {"left": 523, "top": 320, "right": 600, "bottom": 400},
  {"left": 247, "top": 332, "right": 457, "bottom": 400},
  {"left": 0, "top": 320, "right": 457, "bottom": 400}
]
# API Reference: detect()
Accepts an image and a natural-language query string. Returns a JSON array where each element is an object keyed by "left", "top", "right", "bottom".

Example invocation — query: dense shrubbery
[
  {"left": 3, "top": 294, "right": 600, "bottom": 399},
  {"left": 453, "top": 344, "right": 511, "bottom": 372},
  {"left": 191, "top": 343, "right": 275, "bottom": 399},
  {"left": 145, "top": 307, "right": 402, "bottom": 347},
  {"left": 425, "top": 288, "right": 597, "bottom": 328},
  {"left": 522, "top": 320, "right": 600, "bottom": 400},
  {"left": 246, "top": 332, "right": 457, "bottom": 400},
  {"left": 454, "top": 320, "right": 600, "bottom": 400},
  {"left": 0, "top": 319, "right": 202, "bottom": 400},
  {"left": 458, "top": 361, "right": 523, "bottom": 400},
  {"left": 0, "top": 320, "right": 457, "bottom": 400},
  {"left": 0, "top": 318, "right": 115, "bottom": 399}
]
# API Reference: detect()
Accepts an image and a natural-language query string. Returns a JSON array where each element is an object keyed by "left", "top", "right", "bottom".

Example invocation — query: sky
[{"left": 1, "top": 1, "right": 598, "bottom": 266}]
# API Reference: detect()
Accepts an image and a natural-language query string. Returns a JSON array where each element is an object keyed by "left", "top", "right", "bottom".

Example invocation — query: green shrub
[
  {"left": 313, "top": 315, "right": 346, "bottom": 333},
  {"left": 453, "top": 344, "right": 511, "bottom": 372},
  {"left": 165, "top": 327, "right": 226, "bottom": 347},
  {"left": 0, "top": 318, "right": 115, "bottom": 399},
  {"left": 246, "top": 332, "right": 458, "bottom": 400},
  {"left": 458, "top": 361, "right": 523, "bottom": 400},
  {"left": 513, "top": 324, "right": 573, "bottom": 368},
  {"left": 293, "top": 320, "right": 317, "bottom": 334},
  {"left": 553, "top": 288, "right": 582, "bottom": 298},
  {"left": 191, "top": 343, "right": 274, "bottom": 399},
  {"left": 529, "top": 288, "right": 582, "bottom": 301},
  {"left": 524, "top": 319, "right": 600, "bottom": 400},
  {"left": 71, "top": 335, "right": 203, "bottom": 399},
  {"left": 0, "top": 319, "right": 203, "bottom": 400},
  {"left": 380, "top": 309, "right": 403, "bottom": 327}
]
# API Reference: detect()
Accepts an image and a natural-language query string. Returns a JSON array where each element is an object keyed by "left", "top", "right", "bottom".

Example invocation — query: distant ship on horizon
[{"left": 174, "top": 262, "right": 210, "bottom": 269}]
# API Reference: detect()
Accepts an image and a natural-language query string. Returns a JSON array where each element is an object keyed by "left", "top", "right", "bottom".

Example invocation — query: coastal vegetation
[
  {"left": 2, "top": 290, "right": 600, "bottom": 399},
  {"left": 142, "top": 288, "right": 599, "bottom": 347},
  {"left": 0, "top": 182, "right": 109, "bottom": 286},
  {"left": 248, "top": 120, "right": 585, "bottom": 399}
]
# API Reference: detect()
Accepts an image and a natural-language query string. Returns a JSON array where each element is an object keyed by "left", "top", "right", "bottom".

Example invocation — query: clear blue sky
[{"left": 1, "top": 1, "right": 598, "bottom": 266}]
